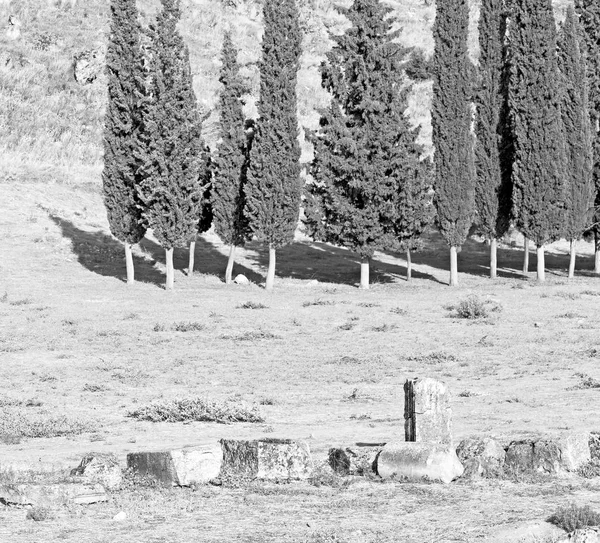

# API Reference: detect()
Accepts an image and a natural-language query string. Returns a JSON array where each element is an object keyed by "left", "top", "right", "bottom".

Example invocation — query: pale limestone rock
[
  {"left": 70, "top": 452, "right": 122, "bottom": 490},
  {"left": 127, "top": 445, "right": 222, "bottom": 486},
  {"left": 220, "top": 438, "right": 313, "bottom": 480},
  {"left": 73, "top": 48, "right": 104, "bottom": 84},
  {"left": 0, "top": 483, "right": 107, "bottom": 506},
  {"left": 505, "top": 440, "right": 534, "bottom": 472},
  {"left": 376, "top": 442, "right": 464, "bottom": 484},
  {"left": 112, "top": 512, "right": 127, "bottom": 521},
  {"left": 557, "top": 432, "right": 591, "bottom": 471},
  {"left": 456, "top": 437, "right": 505, "bottom": 478},
  {"left": 404, "top": 378, "right": 452, "bottom": 445},
  {"left": 233, "top": 274, "right": 250, "bottom": 285},
  {"left": 328, "top": 444, "right": 382, "bottom": 476}
]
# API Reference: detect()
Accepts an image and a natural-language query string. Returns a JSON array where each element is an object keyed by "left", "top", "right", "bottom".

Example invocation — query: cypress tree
[
  {"left": 574, "top": 0, "right": 600, "bottom": 273},
  {"left": 558, "top": 6, "right": 594, "bottom": 279},
  {"left": 508, "top": 0, "right": 566, "bottom": 282},
  {"left": 188, "top": 146, "right": 213, "bottom": 276},
  {"left": 305, "top": 0, "right": 431, "bottom": 288},
  {"left": 137, "top": 0, "right": 209, "bottom": 290},
  {"left": 102, "top": 0, "right": 147, "bottom": 284},
  {"left": 432, "top": 0, "right": 476, "bottom": 286},
  {"left": 475, "top": 0, "right": 512, "bottom": 279},
  {"left": 244, "top": 0, "right": 302, "bottom": 290},
  {"left": 212, "top": 32, "right": 253, "bottom": 284}
]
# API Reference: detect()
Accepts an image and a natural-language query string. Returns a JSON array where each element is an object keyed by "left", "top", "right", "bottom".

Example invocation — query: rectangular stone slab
[
  {"left": 0, "top": 483, "right": 107, "bottom": 506},
  {"left": 127, "top": 445, "right": 222, "bottom": 486},
  {"left": 404, "top": 378, "right": 452, "bottom": 445},
  {"left": 220, "top": 438, "right": 313, "bottom": 480}
]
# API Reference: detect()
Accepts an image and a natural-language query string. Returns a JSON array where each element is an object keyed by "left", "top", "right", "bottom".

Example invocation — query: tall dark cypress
[
  {"left": 244, "top": 0, "right": 302, "bottom": 290},
  {"left": 304, "top": 0, "right": 430, "bottom": 288},
  {"left": 558, "top": 6, "right": 594, "bottom": 279},
  {"left": 574, "top": 0, "right": 600, "bottom": 273},
  {"left": 137, "top": 0, "right": 209, "bottom": 290},
  {"left": 102, "top": 0, "right": 147, "bottom": 284},
  {"left": 508, "top": 0, "right": 566, "bottom": 282},
  {"left": 432, "top": 0, "right": 476, "bottom": 286},
  {"left": 475, "top": 0, "right": 512, "bottom": 279},
  {"left": 212, "top": 32, "right": 253, "bottom": 284}
]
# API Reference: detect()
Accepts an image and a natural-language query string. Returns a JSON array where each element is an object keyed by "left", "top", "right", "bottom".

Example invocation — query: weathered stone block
[
  {"left": 376, "top": 442, "right": 464, "bottom": 484},
  {"left": 0, "top": 483, "right": 107, "bottom": 506},
  {"left": 328, "top": 444, "right": 383, "bottom": 476},
  {"left": 220, "top": 438, "right": 313, "bottom": 480},
  {"left": 456, "top": 437, "right": 505, "bottom": 479},
  {"left": 127, "top": 445, "right": 222, "bottom": 486},
  {"left": 505, "top": 440, "right": 534, "bottom": 472},
  {"left": 404, "top": 378, "right": 452, "bottom": 445},
  {"left": 557, "top": 433, "right": 591, "bottom": 472},
  {"left": 70, "top": 452, "right": 122, "bottom": 490}
]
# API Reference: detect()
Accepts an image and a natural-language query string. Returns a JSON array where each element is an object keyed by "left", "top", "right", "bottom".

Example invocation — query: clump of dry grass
[
  {"left": 237, "top": 301, "right": 268, "bottom": 309},
  {"left": 447, "top": 295, "right": 502, "bottom": 319},
  {"left": 571, "top": 373, "right": 600, "bottom": 390},
  {"left": 0, "top": 408, "right": 97, "bottom": 441},
  {"left": 406, "top": 351, "right": 458, "bottom": 364},
  {"left": 220, "top": 330, "right": 281, "bottom": 341},
  {"left": 171, "top": 321, "right": 205, "bottom": 332},
  {"left": 26, "top": 506, "right": 55, "bottom": 522},
  {"left": 303, "top": 298, "right": 336, "bottom": 307},
  {"left": 128, "top": 397, "right": 265, "bottom": 424},
  {"left": 548, "top": 503, "right": 600, "bottom": 532}
]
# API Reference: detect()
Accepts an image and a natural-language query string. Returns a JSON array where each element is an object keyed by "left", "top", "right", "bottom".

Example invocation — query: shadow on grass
[{"left": 49, "top": 214, "right": 166, "bottom": 286}]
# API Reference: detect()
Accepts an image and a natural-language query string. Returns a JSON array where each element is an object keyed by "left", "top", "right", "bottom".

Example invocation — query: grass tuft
[
  {"left": 577, "top": 459, "right": 600, "bottom": 479},
  {"left": 128, "top": 397, "right": 265, "bottom": 424},
  {"left": 406, "top": 351, "right": 458, "bottom": 364},
  {"left": 172, "top": 321, "right": 205, "bottom": 332},
  {"left": 303, "top": 299, "right": 336, "bottom": 307},
  {"left": 548, "top": 503, "right": 600, "bottom": 532},
  {"left": 237, "top": 301, "right": 268, "bottom": 309},
  {"left": 220, "top": 330, "right": 281, "bottom": 341},
  {"left": 447, "top": 295, "right": 502, "bottom": 319},
  {"left": 26, "top": 506, "right": 55, "bottom": 522},
  {"left": 572, "top": 373, "right": 600, "bottom": 390},
  {"left": 0, "top": 409, "right": 97, "bottom": 440}
]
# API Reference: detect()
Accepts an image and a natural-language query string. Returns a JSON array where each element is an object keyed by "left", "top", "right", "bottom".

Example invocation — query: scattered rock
[
  {"left": 220, "top": 438, "right": 313, "bottom": 480},
  {"left": 404, "top": 377, "right": 452, "bottom": 445},
  {"left": 70, "top": 452, "right": 123, "bottom": 490},
  {"left": 376, "top": 442, "right": 464, "bottom": 484},
  {"left": 306, "top": 279, "right": 319, "bottom": 287},
  {"left": 6, "top": 15, "right": 21, "bottom": 40},
  {"left": 112, "top": 511, "right": 127, "bottom": 521},
  {"left": 328, "top": 444, "right": 383, "bottom": 476},
  {"left": 456, "top": 437, "right": 505, "bottom": 479},
  {"left": 127, "top": 445, "right": 222, "bottom": 486},
  {"left": 558, "top": 527, "right": 600, "bottom": 543},
  {"left": 73, "top": 48, "right": 104, "bottom": 84},
  {"left": 233, "top": 274, "right": 250, "bottom": 285},
  {"left": 0, "top": 483, "right": 107, "bottom": 506}
]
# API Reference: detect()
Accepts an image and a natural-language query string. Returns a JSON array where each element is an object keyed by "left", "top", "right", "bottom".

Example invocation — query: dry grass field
[{"left": 2, "top": 178, "right": 600, "bottom": 542}]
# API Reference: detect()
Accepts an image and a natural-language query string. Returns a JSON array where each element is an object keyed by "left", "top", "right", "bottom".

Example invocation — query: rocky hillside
[{"left": 0, "top": 0, "right": 570, "bottom": 185}]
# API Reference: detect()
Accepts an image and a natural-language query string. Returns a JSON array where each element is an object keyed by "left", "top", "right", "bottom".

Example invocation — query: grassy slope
[{"left": 0, "top": 0, "right": 570, "bottom": 183}]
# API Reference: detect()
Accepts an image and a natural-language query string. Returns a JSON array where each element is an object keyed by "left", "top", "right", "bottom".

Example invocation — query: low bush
[
  {"left": 128, "top": 397, "right": 265, "bottom": 424},
  {"left": 548, "top": 503, "right": 600, "bottom": 532},
  {"left": 447, "top": 295, "right": 502, "bottom": 319},
  {"left": 172, "top": 321, "right": 205, "bottom": 332},
  {"left": 237, "top": 301, "right": 268, "bottom": 309},
  {"left": 303, "top": 299, "right": 336, "bottom": 307}
]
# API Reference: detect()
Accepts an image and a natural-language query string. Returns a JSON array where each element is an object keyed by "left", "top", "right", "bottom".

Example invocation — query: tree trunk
[
  {"left": 188, "top": 235, "right": 196, "bottom": 276},
  {"left": 490, "top": 238, "right": 497, "bottom": 279},
  {"left": 595, "top": 230, "right": 600, "bottom": 274},
  {"left": 406, "top": 248, "right": 412, "bottom": 282},
  {"left": 449, "top": 246, "right": 458, "bottom": 287},
  {"left": 125, "top": 243, "right": 134, "bottom": 285},
  {"left": 165, "top": 248, "right": 174, "bottom": 290},
  {"left": 359, "top": 257, "right": 370, "bottom": 289},
  {"left": 225, "top": 244, "right": 236, "bottom": 284},
  {"left": 568, "top": 239, "right": 576, "bottom": 279},
  {"left": 536, "top": 245, "right": 545, "bottom": 282},
  {"left": 265, "top": 245, "right": 276, "bottom": 290},
  {"left": 523, "top": 236, "right": 530, "bottom": 274}
]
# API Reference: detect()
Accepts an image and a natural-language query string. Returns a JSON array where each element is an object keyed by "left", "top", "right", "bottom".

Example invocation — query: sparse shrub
[
  {"left": 554, "top": 291, "right": 581, "bottom": 300},
  {"left": 128, "top": 397, "right": 264, "bottom": 424},
  {"left": 153, "top": 323, "right": 166, "bottom": 332},
  {"left": 337, "top": 322, "right": 356, "bottom": 331},
  {"left": 390, "top": 306, "right": 408, "bottom": 315},
  {"left": 581, "top": 290, "right": 600, "bottom": 297},
  {"left": 26, "top": 506, "right": 55, "bottom": 522},
  {"left": 172, "top": 321, "right": 205, "bottom": 332},
  {"left": 237, "top": 301, "right": 268, "bottom": 309},
  {"left": 220, "top": 330, "right": 281, "bottom": 341},
  {"left": 577, "top": 459, "right": 600, "bottom": 479},
  {"left": 9, "top": 298, "right": 32, "bottom": 306},
  {"left": 458, "top": 390, "right": 477, "bottom": 397},
  {"left": 370, "top": 323, "right": 398, "bottom": 332},
  {"left": 357, "top": 302, "right": 381, "bottom": 308},
  {"left": 303, "top": 299, "right": 336, "bottom": 307},
  {"left": 548, "top": 503, "right": 600, "bottom": 532},
  {"left": 83, "top": 383, "right": 108, "bottom": 393},
  {"left": 0, "top": 410, "right": 97, "bottom": 439},
  {"left": 259, "top": 397, "right": 275, "bottom": 406},
  {"left": 406, "top": 351, "right": 458, "bottom": 364},
  {"left": 449, "top": 295, "right": 502, "bottom": 319},
  {"left": 572, "top": 373, "right": 600, "bottom": 390}
]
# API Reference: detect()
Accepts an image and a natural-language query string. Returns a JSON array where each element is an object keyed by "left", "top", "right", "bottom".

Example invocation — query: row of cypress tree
[{"left": 434, "top": 0, "right": 598, "bottom": 285}]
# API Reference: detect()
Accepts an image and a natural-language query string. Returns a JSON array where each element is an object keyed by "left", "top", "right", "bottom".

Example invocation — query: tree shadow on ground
[
  {"left": 240, "top": 239, "right": 445, "bottom": 286},
  {"left": 49, "top": 214, "right": 166, "bottom": 286}
]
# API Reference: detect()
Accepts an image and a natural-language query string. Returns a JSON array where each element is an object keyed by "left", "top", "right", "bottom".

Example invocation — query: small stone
[
  {"left": 70, "top": 452, "right": 123, "bottom": 490},
  {"left": 127, "top": 445, "right": 222, "bottom": 486},
  {"left": 306, "top": 279, "right": 319, "bottom": 287},
  {"left": 376, "top": 442, "right": 464, "bottom": 484},
  {"left": 220, "top": 438, "right": 313, "bottom": 480},
  {"left": 233, "top": 274, "right": 250, "bottom": 285},
  {"left": 73, "top": 48, "right": 104, "bottom": 84},
  {"left": 112, "top": 512, "right": 127, "bottom": 522},
  {"left": 456, "top": 437, "right": 505, "bottom": 479}
]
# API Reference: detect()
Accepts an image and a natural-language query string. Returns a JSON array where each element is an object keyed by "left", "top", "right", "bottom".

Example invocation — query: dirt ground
[{"left": 1, "top": 179, "right": 600, "bottom": 542}]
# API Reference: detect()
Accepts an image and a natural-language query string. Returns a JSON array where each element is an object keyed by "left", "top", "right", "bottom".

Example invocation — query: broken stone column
[
  {"left": 220, "top": 438, "right": 313, "bottom": 480},
  {"left": 404, "top": 378, "right": 452, "bottom": 445},
  {"left": 328, "top": 443, "right": 384, "bottom": 476}
]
